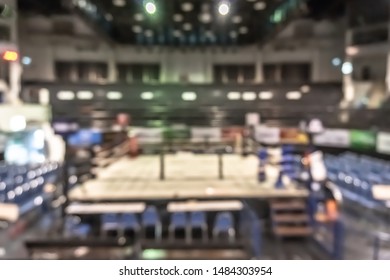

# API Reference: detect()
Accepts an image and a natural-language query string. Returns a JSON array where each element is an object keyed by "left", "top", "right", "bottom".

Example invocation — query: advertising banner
[
  {"left": 131, "top": 127, "right": 163, "bottom": 144},
  {"left": 221, "top": 126, "right": 244, "bottom": 141},
  {"left": 280, "top": 128, "right": 309, "bottom": 145},
  {"left": 68, "top": 129, "right": 103, "bottom": 147},
  {"left": 254, "top": 125, "right": 280, "bottom": 144},
  {"left": 377, "top": 132, "right": 390, "bottom": 155},
  {"left": 191, "top": 127, "right": 221, "bottom": 142},
  {"left": 350, "top": 130, "right": 376, "bottom": 150},
  {"left": 163, "top": 125, "right": 190, "bottom": 141},
  {"left": 313, "top": 129, "right": 350, "bottom": 148}
]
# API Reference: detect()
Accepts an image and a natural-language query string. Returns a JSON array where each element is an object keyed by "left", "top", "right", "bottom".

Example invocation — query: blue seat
[
  {"left": 213, "top": 212, "right": 235, "bottom": 242},
  {"left": 120, "top": 213, "right": 140, "bottom": 234},
  {"left": 141, "top": 206, "right": 162, "bottom": 240},
  {"left": 101, "top": 213, "right": 120, "bottom": 235},
  {"left": 169, "top": 212, "right": 188, "bottom": 241},
  {"left": 190, "top": 211, "right": 208, "bottom": 241}
]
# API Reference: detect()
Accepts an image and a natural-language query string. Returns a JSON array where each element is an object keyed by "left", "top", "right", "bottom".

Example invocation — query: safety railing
[{"left": 308, "top": 194, "right": 345, "bottom": 260}]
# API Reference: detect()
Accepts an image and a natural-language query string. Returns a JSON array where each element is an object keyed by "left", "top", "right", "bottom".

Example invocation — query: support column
[
  {"left": 386, "top": 9, "right": 390, "bottom": 95},
  {"left": 107, "top": 48, "right": 116, "bottom": 83},
  {"left": 342, "top": 30, "right": 355, "bottom": 106},
  {"left": 255, "top": 47, "right": 264, "bottom": 83},
  {"left": 2, "top": 0, "right": 21, "bottom": 105}
]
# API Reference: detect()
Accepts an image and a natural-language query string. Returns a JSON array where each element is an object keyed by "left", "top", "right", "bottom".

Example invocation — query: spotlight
[
  {"left": 218, "top": 2, "right": 230, "bottom": 16},
  {"left": 332, "top": 57, "right": 341, "bottom": 67},
  {"left": 342, "top": 62, "right": 353, "bottom": 75},
  {"left": 145, "top": 1, "right": 156, "bottom": 14}
]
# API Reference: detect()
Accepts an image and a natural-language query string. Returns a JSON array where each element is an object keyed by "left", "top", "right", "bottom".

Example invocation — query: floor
[{"left": 69, "top": 155, "right": 308, "bottom": 201}]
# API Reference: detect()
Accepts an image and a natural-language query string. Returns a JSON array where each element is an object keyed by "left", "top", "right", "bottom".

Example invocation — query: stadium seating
[{"left": 213, "top": 212, "right": 235, "bottom": 242}]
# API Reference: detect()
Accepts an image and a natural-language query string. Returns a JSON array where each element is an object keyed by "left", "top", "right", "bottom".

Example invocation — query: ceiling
[{"left": 18, "top": 0, "right": 345, "bottom": 46}]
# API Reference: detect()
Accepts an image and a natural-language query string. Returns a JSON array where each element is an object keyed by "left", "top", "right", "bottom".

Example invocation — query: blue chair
[
  {"left": 101, "top": 213, "right": 120, "bottom": 236},
  {"left": 190, "top": 211, "right": 208, "bottom": 241},
  {"left": 169, "top": 212, "right": 188, "bottom": 242},
  {"left": 120, "top": 213, "right": 140, "bottom": 236},
  {"left": 141, "top": 206, "right": 162, "bottom": 241},
  {"left": 65, "top": 216, "right": 90, "bottom": 238},
  {"left": 213, "top": 212, "right": 235, "bottom": 242}
]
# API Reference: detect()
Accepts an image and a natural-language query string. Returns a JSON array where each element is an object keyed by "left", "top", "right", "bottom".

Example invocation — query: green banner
[
  {"left": 350, "top": 130, "right": 376, "bottom": 150},
  {"left": 163, "top": 125, "right": 190, "bottom": 141}
]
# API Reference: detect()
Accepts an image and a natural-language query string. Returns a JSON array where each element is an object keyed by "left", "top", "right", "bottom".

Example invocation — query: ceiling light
[
  {"left": 134, "top": 13, "right": 144, "bottom": 21},
  {"left": 199, "top": 13, "right": 212, "bottom": 23},
  {"left": 107, "top": 91, "right": 122, "bottom": 100},
  {"left": 57, "top": 91, "right": 75, "bottom": 100},
  {"left": 145, "top": 1, "right": 156, "bottom": 15},
  {"left": 132, "top": 25, "right": 142, "bottom": 33},
  {"left": 218, "top": 2, "right": 230, "bottom": 16},
  {"left": 342, "top": 62, "right": 353, "bottom": 75},
  {"left": 243, "top": 92, "right": 256, "bottom": 101},
  {"left": 182, "top": 2, "right": 193, "bottom": 12},
  {"left": 113, "top": 0, "right": 126, "bottom": 7},
  {"left": 182, "top": 92, "right": 197, "bottom": 101},
  {"left": 332, "top": 57, "right": 341, "bottom": 66},
  {"left": 141, "top": 92, "right": 154, "bottom": 100},
  {"left": 346, "top": 46, "right": 359, "bottom": 56},
  {"left": 22, "top": 56, "right": 32, "bottom": 65},
  {"left": 77, "top": 0, "right": 87, "bottom": 8},
  {"left": 232, "top": 15, "right": 242, "bottom": 24},
  {"left": 173, "top": 14, "right": 183, "bottom": 22},
  {"left": 39, "top": 88, "right": 50, "bottom": 105},
  {"left": 286, "top": 91, "right": 302, "bottom": 100},
  {"left": 227, "top": 92, "right": 240, "bottom": 100},
  {"left": 239, "top": 26, "right": 248, "bottom": 34},
  {"left": 183, "top": 23, "right": 192, "bottom": 31},
  {"left": 300, "top": 85, "right": 311, "bottom": 93},
  {"left": 259, "top": 91, "right": 273, "bottom": 100},
  {"left": 173, "top": 30, "right": 181, "bottom": 37},
  {"left": 144, "top": 29, "right": 153, "bottom": 37},
  {"left": 77, "top": 91, "right": 93, "bottom": 100},
  {"left": 254, "top": 1, "right": 266, "bottom": 10}
]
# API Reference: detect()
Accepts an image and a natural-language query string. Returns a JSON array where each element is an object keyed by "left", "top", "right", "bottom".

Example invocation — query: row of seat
[
  {"left": 66, "top": 206, "right": 236, "bottom": 242},
  {"left": 325, "top": 153, "right": 389, "bottom": 206},
  {"left": 0, "top": 162, "right": 60, "bottom": 205}
]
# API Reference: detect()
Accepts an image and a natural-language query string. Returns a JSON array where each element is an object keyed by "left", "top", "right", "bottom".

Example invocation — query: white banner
[
  {"left": 313, "top": 129, "right": 350, "bottom": 148},
  {"left": 377, "top": 132, "right": 390, "bottom": 155},
  {"left": 0, "top": 261, "right": 388, "bottom": 279},
  {"left": 131, "top": 127, "right": 163, "bottom": 144},
  {"left": 191, "top": 127, "right": 221, "bottom": 142},
  {"left": 254, "top": 125, "right": 280, "bottom": 144}
]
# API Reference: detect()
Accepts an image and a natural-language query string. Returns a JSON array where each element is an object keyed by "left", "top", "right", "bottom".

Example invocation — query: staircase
[{"left": 270, "top": 198, "right": 312, "bottom": 237}]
